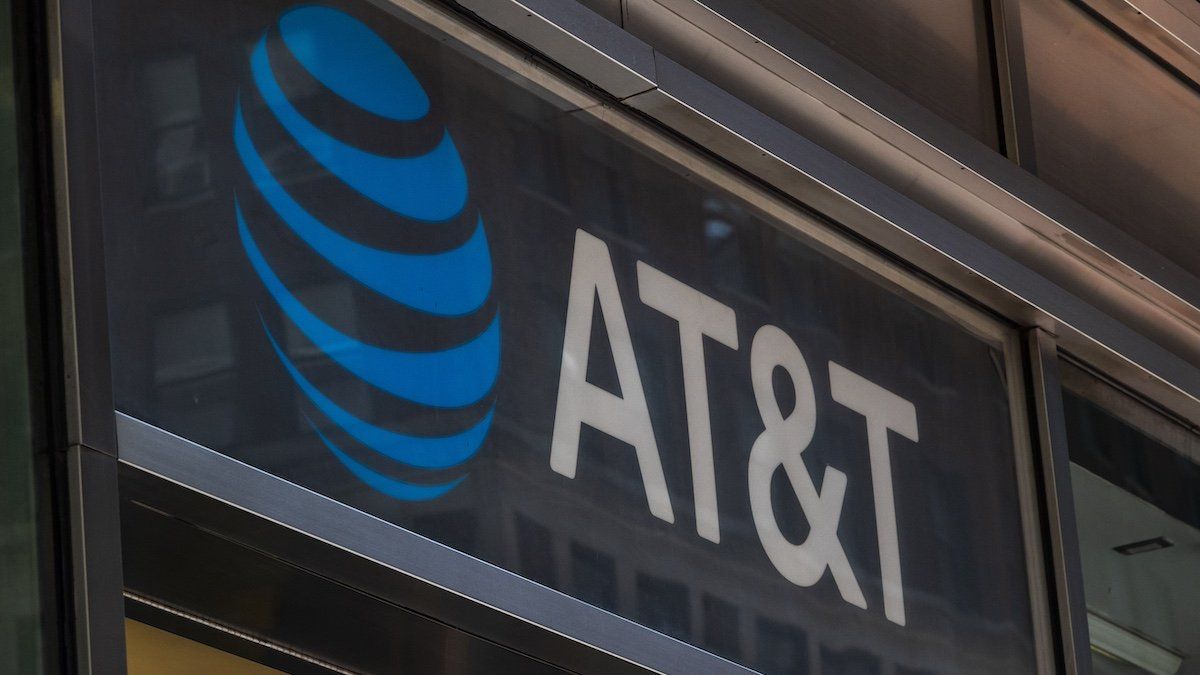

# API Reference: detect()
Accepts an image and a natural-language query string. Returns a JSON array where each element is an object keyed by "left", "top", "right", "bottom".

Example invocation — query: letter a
[{"left": 550, "top": 230, "right": 674, "bottom": 523}]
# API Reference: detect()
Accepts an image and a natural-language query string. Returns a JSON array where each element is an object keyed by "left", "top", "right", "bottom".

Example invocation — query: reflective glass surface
[
  {"left": 0, "top": 0, "right": 44, "bottom": 669},
  {"left": 1063, "top": 363, "right": 1200, "bottom": 675},
  {"left": 1020, "top": 0, "right": 1200, "bottom": 281},
  {"left": 91, "top": 0, "right": 1036, "bottom": 670}
]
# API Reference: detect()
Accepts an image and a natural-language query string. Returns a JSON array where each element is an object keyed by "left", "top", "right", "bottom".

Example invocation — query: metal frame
[
  {"left": 1027, "top": 330, "right": 1092, "bottom": 675},
  {"left": 989, "top": 0, "right": 1038, "bottom": 171},
  {"left": 44, "top": 0, "right": 126, "bottom": 669},
  {"left": 64, "top": 446, "right": 127, "bottom": 674},
  {"left": 47, "top": 0, "right": 117, "bottom": 455}
]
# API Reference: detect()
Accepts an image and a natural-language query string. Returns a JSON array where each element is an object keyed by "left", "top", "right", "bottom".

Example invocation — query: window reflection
[
  {"left": 515, "top": 513, "right": 557, "bottom": 588},
  {"left": 570, "top": 541, "right": 618, "bottom": 612},
  {"left": 143, "top": 55, "right": 210, "bottom": 202},
  {"left": 412, "top": 510, "right": 477, "bottom": 554},
  {"left": 281, "top": 283, "right": 356, "bottom": 359},
  {"left": 754, "top": 617, "right": 808, "bottom": 675},
  {"left": 511, "top": 116, "right": 569, "bottom": 207},
  {"left": 701, "top": 594, "right": 741, "bottom": 661},
  {"left": 574, "top": 134, "right": 637, "bottom": 240},
  {"left": 702, "top": 197, "right": 766, "bottom": 304},
  {"left": 153, "top": 303, "right": 232, "bottom": 384},
  {"left": 1063, "top": 363, "right": 1200, "bottom": 675},
  {"left": 636, "top": 573, "right": 691, "bottom": 641},
  {"left": 820, "top": 645, "right": 881, "bottom": 675}
]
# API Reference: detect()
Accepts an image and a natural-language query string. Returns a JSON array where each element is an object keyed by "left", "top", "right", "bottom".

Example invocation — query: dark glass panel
[
  {"left": 569, "top": 542, "right": 617, "bottom": 612},
  {"left": 754, "top": 617, "right": 807, "bottom": 675},
  {"left": 0, "top": 0, "right": 44, "bottom": 668},
  {"left": 701, "top": 594, "right": 741, "bottom": 661},
  {"left": 636, "top": 573, "right": 690, "bottom": 641},
  {"left": 1021, "top": 0, "right": 1200, "bottom": 280}
]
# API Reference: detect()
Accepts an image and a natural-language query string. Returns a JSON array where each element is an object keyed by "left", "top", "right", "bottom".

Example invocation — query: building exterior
[{"left": 2, "top": 0, "right": 1199, "bottom": 673}]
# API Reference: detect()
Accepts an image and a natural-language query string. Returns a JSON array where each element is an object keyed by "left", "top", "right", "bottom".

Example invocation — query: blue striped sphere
[{"left": 233, "top": 5, "right": 499, "bottom": 501}]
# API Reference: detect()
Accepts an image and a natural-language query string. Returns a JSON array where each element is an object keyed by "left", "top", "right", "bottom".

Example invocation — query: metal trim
[
  {"left": 1002, "top": 329, "right": 1058, "bottom": 675},
  {"left": 116, "top": 413, "right": 751, "bottom": 675},
  {"left": 66, "top": 445, "right": 128, "bottom": 674},
  {"left": 1027, "top": 329, "right": 1092, "bottom": 675},
  {"left": 989, "top": 0, "right": 1038, "bottom": 171},
  {"left": 47, "top": 0, "right": 117, "bottom": 455}
]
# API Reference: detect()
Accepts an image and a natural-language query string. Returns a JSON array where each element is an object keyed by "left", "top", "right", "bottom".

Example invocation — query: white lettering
[
  {"left": 637, "top": 261, "right": 738, "bottom": 543},
  {"left": 829, "top": 361, "right": 918, "bottom": 626},
  {"left": 747, "top": 326, "right": 865, "bottom": 608},
  {"left": 550, "top": 230, "right": 674, "bottom": 523}
]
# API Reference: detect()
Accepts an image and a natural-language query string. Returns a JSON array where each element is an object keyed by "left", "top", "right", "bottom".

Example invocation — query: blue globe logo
[{"left": 233, "top": 5, "right": 498, "bottom": 500}]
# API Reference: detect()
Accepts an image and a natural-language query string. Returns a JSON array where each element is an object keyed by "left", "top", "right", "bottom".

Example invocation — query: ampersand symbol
[{"left": 747, "top": 325, "right": 866, "bottom": 609}]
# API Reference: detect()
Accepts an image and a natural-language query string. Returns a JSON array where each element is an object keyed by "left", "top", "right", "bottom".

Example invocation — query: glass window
[
  {"left": 1062, "top": 362, "right": 1200, "bottom": 674},
  {"left": 1020, "top": 0, "right": 1200, "bottom": 280},
  {"left": 86, "top": 0, "right": 1040, "bottom": 669},
  {"left": 0, "top": 0, "right": 45, "bottom": 669}
]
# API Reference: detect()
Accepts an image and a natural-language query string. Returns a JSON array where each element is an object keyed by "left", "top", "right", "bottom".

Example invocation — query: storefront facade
[{"left": 3, "top": 0, "right": 1200, "bottom": 673}]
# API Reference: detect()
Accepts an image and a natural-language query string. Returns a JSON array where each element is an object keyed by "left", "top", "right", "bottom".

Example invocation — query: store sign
[{"left": 94, "top": 0, "right": 1038, "bottom": 670}]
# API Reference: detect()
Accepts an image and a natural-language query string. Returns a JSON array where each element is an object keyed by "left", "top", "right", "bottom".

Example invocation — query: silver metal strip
[
  {"left": 990, "top": 0, "right": 1038, "bottom": 172},
  {"left": 48, "top": 0, "right": 117, "bottom": 454},
  {"left": 67, "top": 445, "right": 128, "bottom": 675},
  {"left": 115, "top": 413, "right": 753, "bottom": 675},
  {"left": 1028, "top": 330, "right": 1093, "bottom": 675},
  {"left": 1006, "top": 330, "right": 1060, "bottom": 675}
]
